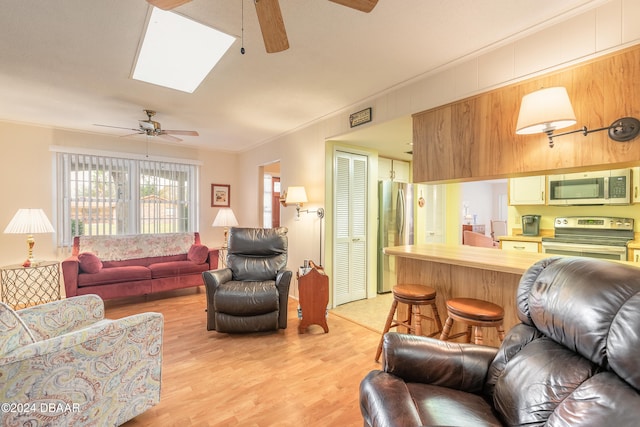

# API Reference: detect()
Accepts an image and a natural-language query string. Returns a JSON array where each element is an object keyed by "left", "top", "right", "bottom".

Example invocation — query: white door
[{"left": 334, "top": 151, "right": 367, "bottom": 306}]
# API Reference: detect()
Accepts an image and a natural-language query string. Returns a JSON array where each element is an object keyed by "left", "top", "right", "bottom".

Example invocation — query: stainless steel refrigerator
[{"left": 377, "top": 181, "right": 414, "bottom": 293}]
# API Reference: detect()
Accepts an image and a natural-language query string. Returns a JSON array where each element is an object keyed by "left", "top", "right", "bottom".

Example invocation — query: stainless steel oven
[{"left": 541, "top": 216, "right": 634, "bottom": 261}]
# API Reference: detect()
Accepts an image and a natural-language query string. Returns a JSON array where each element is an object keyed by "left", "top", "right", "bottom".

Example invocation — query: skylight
[{"left": 132, "top": 7, "right": 235, "bottom": 93}]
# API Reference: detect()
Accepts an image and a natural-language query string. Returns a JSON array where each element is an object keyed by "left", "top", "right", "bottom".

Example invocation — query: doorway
[{"left": 262, "top": 161, "right": 281, "bottom": 228}]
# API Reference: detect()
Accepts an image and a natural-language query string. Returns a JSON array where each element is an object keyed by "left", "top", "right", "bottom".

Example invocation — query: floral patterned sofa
[
  {"left": 62, "top": 232, "right": 218, "bottom": 300},
  {"left": 0, "top": 294, "right": 163, "bottom": 426}
]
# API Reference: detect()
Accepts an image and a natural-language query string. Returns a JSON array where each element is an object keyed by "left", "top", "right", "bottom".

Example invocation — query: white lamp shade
[
  {"left": 212, "top": 208, "right": 238, "bottom": 227},
  {"left": 285, "top": 186, "right": 308, "bottom": 204},
  {"left": 4, "top": 209, "right": 55, "bottom": 234},
  {"left": 516, "top": 87, "right": 577, "bottom": 135}
]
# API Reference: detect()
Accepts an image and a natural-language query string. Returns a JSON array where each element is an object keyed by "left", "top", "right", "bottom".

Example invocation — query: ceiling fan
[
  {"left": 146, "top": 0, "right": 379, "bottom": 53},
  {"left": 94, "top": 109, "right": 199, "bottom": 142}
]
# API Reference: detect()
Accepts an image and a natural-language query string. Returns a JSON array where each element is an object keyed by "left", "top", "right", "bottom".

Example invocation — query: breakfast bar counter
[{"left": 383, "top": 244, "right": 550, "bottom": 347}]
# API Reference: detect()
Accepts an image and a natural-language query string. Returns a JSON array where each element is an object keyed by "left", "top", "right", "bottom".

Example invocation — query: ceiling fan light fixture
[{"left": 132, "top": 7, "right": 235, "bottom": 93}]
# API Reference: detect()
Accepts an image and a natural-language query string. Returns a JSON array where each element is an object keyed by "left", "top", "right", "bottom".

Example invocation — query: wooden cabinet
[
  {"left": 412, "top": 45, "right": 640, "bottom": 183},
  {"left": 509, "top": 176, "right": 546, "bottom": 205},
  {"left": 378, "top": 158, "right": 410, "bottom": 182},
  {"left": 630, "top": 248, "right": 640, "bottom": 263},
  {"left": 297, "top": 266, "right": 329, "bottom": 333},
  {"left": 500, "top": 240, "right": 540, "bottom": 253}
]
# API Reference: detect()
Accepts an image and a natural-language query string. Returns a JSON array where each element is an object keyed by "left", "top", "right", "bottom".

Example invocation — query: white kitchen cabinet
[
  {"left": 500, "top": 240, "right": 540, "bottom": 253},
  {"left": 632, "top": 167, "right": 639, "bottom": 204},
  {"left": 378, "top": 158, "right": 410, "bottom": 182},
  {"left": 509, "top": 176, "right": 546, "bottom": 205}
]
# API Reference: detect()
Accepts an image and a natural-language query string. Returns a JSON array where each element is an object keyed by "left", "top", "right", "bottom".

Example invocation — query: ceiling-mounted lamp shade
[
  {"left": 516, "top": 87, "right": 577, "bottom": 135},
  {"left": 212, "top": 208, "right": 239, "bottom": 228},
  {"left": 285, "top": 186, "right": 308, "bottom": 205}
]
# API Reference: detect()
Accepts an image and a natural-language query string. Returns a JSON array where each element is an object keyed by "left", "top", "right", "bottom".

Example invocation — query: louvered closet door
[{"left": 334, "top": 151, "right": 367, "bottom": 306}]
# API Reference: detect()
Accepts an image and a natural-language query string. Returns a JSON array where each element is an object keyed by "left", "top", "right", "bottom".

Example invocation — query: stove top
[{"left": 542, "top": 216, "right": 635, "bottom": 246}]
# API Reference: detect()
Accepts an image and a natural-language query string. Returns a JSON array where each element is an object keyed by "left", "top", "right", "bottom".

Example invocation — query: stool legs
[
  {"left": 440, "top": 315, "right": 505, "bottom": 345},
  {"left": 375, "top": 300, "right": 399, "bottom": 362},
  {"left": 375, "top": 299, "right": 442, "bottom": 362}
]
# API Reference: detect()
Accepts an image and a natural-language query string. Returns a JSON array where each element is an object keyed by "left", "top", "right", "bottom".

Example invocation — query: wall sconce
[
  {"left": 212, "top": 208, "right": 238, "bottom": 249},
  {"left": 516, "top": 86, "right": 640, "bottom": 148},
  {"left": 284, "top": 186, "right": 325, "bottom": 219},
  {"left": 3, "top": 208, "right": 55, "bottom": 267}
]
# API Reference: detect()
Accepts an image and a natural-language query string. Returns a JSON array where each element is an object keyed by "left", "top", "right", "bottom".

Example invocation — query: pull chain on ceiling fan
[{"left": 146, "top": 0, "right": 379, "bottom": 53}]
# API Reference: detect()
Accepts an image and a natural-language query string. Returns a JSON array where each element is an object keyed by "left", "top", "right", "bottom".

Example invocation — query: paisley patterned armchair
[{"left": 0, "top": 294, "right": 163, "bottom": 426}]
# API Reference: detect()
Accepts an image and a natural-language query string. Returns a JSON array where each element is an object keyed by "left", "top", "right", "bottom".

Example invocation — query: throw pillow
[
  {"left": 187, "top": 244, "right": 209, "bottom": 264},
  {"left": 78, "top": 252, "right": 103, "bottom": 274}
]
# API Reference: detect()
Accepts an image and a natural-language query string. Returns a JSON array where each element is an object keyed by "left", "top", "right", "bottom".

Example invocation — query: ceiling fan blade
[
  {"left": 157, "top": 133, "right": 183, "bottom": 142},
  {"left": 254, "top": 0, "right": 289, "bottom": 53},
  {"left": 94, "top": 124, "right": 141, "bottom": 132},
  {"left": 146, "top": 0, "right": 191, "bottom": 10},
  {"left": 328, "top": 0, "right": 378, "bottom": 13},
  {"left": 163, "top": 130, "right": 199, "bottom": 136},
  {"left": 119, "top": 132, "right": 145, "bottom": 138}
]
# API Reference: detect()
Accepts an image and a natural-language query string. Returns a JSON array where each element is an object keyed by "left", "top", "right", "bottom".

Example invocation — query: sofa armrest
[
  {"left": 61, "top": 255, "right": 80, "bottom": 298},
  {"left": 275, "top": 270, "right": 292, "bottom": 329},
  {"left": 207, "top": 248, "right": 219, "bottom": 270},
  {"left": 17, "top": 295, "right": 105, "bottom": 341},
  {"left": 382, "top": 332, "right": 498, "bottom": 394},
  {"left": 0, "top": 312, "right": 163, "bottom": 426}
]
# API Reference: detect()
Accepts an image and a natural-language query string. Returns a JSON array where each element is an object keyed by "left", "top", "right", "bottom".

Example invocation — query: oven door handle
[{"left": 542, "top": 241, "right": 626, "bottom": 254}]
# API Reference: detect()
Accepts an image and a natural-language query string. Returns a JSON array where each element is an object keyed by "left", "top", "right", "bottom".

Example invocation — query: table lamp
[
  {"left": 212, "top": 208, "right": 238, "bottom": 249},
  {"left": 4, "top": 209, "right": 55, "bottom": 267}
]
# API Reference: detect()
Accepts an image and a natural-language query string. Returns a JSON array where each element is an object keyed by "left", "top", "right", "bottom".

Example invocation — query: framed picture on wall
[{"left": 211, "top": 184, "right": 230, "bottom": 207}]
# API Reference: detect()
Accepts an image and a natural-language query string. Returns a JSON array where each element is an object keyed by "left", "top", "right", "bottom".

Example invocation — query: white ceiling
[{"left": 0, "top": 0, "right": 603, "bottom": 158}]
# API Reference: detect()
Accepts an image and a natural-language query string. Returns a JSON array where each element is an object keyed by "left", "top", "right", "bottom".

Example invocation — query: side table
[
  {"left": 1, "top": 261, "right": 61, "bottom": 310},
  {"left": 297, "top": 265, "right": 329, "bottom": 333}
]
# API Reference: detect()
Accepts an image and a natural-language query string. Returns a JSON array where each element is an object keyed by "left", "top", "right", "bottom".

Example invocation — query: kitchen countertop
[{"left": 383, "top": 244, "right": 550, "bottom": 275}]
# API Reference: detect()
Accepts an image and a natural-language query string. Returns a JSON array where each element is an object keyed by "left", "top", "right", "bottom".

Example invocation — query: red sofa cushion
[
  {"left": 78, "top": 266, "right": 152, "bottom": 287},
  {"left": 78, "top": 252, "right": 103, "bottom": 274},
  {"left": 187, "top": 244, "right": 209, "bottom": 264},
  {"left": 148, "top": 261, "right": 210, "bottom": 279}
]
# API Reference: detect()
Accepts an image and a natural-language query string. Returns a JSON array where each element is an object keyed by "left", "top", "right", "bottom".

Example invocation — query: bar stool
[
  {"left": 375, "top": 284, "right": 443, "bottom": 362},
  {"left": 439, "top": 298, "right": 506, "bottom": 345}
]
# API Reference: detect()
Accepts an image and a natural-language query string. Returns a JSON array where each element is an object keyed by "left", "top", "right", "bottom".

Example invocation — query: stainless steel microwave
[{"left": 547, "top": 168, "right": 631, "bottom": 205}]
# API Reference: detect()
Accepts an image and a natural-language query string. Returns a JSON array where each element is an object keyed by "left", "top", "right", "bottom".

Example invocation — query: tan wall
[{"left": 0, "top": 122, "right": 238, "bottom": 266}]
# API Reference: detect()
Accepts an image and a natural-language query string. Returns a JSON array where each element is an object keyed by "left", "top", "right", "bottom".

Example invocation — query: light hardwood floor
[{"left": 106, "top": 287, "right": 382, "bottom": 426}]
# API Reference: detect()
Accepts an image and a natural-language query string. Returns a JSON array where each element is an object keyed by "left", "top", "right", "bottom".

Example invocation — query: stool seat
[
  {"left": 375, "top": 284, "right": 442, "bottom": 362},
  {"left": 446, "top": 298, "right": 504, "bottom": 321},
  {"left": 440, "top": 297, "right": 506, "bottom": 346},
  {"left": 393, "top": 284, "right": 437, "bottom": 301}
]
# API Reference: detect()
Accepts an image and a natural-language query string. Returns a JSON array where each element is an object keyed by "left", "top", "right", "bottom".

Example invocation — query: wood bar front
[{"left": 383, "top": 244, "right": 549, "bottom": 347}]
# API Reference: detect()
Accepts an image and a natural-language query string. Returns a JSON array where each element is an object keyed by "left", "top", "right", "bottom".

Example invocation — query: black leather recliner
[
  {"left": 202, "top": 227, "right": 292, "bottom": 333},
  {"left": 360, "top": 256, "right": 640, "bottom": 426}
]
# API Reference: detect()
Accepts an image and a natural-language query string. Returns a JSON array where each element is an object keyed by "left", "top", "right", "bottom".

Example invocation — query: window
[{"left": 56, "top": 152, "right": 199, "bottom": 247}]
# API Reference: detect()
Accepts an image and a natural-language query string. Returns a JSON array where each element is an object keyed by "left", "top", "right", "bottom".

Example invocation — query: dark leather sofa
[
  {"left": 202, "top": 227, "right": 292, "bottom": 333},
  {"left": 360, "top": 257, "right": 640, "bottom": 426}
]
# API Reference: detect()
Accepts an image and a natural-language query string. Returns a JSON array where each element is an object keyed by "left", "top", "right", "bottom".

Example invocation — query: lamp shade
[
  {"left": 516, "top": 87, "right": 577, "bottom": 135},
  {"left": 4, "top": 209, "right": 55, "bottom": 234},
  {"left": 212, "top": 208, "right": 238, "bottom": 228},
  {"left": 285, "top": 186, "right": 308, "bottom": 204}
]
